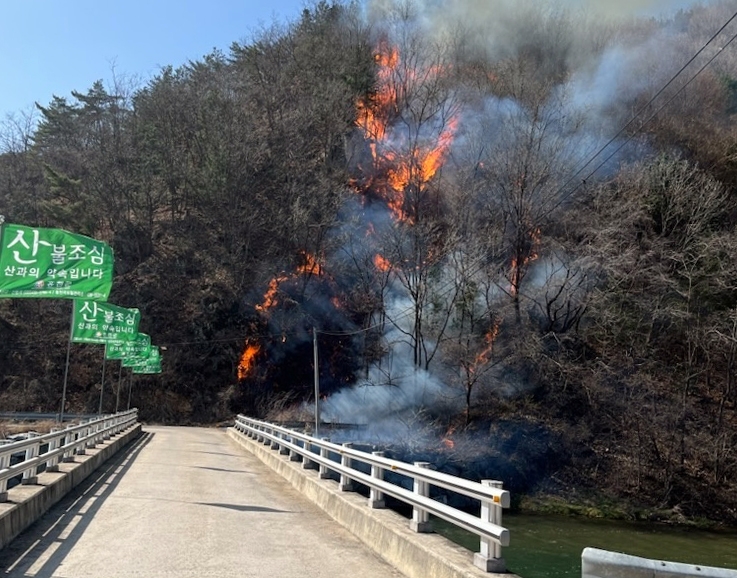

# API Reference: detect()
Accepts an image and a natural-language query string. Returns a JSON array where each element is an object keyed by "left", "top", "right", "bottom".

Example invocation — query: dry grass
[{"left": 0, "top": 420, "right": 58, "bottom": 439}]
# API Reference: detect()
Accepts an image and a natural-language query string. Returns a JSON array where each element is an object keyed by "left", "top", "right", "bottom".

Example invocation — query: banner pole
[
  {"left": 98, "top": 352, "right": 107, "bottom": 415},
  {"left": 59, "top": 303, "right": 74, "bottom": 423},
  {"left": 115, "top": 364, "right": 123, "bottom": 413},
  {"left": 127, "top": 371, "right": 133, "bottom": 410}
]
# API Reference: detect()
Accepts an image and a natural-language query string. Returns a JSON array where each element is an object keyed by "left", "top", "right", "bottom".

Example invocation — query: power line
[
  {"left": 320, "top": 9, "right": 737, "bottom": 339},
  {"left": 548, "top": 8, "right": 737, "bottom": 211}
]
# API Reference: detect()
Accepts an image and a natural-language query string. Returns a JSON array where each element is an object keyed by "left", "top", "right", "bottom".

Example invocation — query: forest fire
[
  {"left": 239, "top": 251, "right": 334, "bottom": 383},
  {"left": 354, "top": 42, "right": 457, "bottom": 223},
  {"left": 442, "top": 425, "right": 457, "bottom": 449},
  {"left": 254, "top": 276, "right": 287, "bottom": 312},
  {"left": 254, "top": 253, "right": 323, "bottom": 313},
  {"left": 296, "top": 251, "right": 323, "bottom": 276},
  {"left": 509, "top": 227, "right": 541, "bottom": 296},
  {"left": 472, "top": 321, "right": 500, "bottom": 372},
  {"left": 355, "top": 43, "right": 399, "bottom": 141},
  {"left": 239, "top": 39, "right": 461, "bottom": 397},
  {"left": 237, "top": 341, "right": 261, "bottom": 380},
  {"left": 373, "top": 254, "right": 391, "bottom": 272}
]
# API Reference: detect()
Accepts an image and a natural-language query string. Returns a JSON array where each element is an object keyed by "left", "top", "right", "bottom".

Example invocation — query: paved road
[{"left": 0, "top": 425, "right": 405, "bottom": 578}]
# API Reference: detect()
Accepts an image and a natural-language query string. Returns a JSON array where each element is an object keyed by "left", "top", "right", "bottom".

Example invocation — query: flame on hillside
[
  {"left": 354, "top": 42, "right": 458, "bottom": 223},
  {"left": 373, "top": 254, "right": 391, "bottom": 272},
  {"left": 255, "top": 276, "right": 288, "bottom": 312},
  {"left": 239, "top": 38, "right": 462, "bottom": 386},
  {"left": 238, "top": 341, "right": 261, "bottom": 380},
  {"left": 241, "top": 252, "right": 326, "bottom": 380},
  {"left": 297, "top": 251, "right": 323, "bottom": 276},
  {"left": 509, "top": 227, "right": 541, "bottom": 296},
  {"left": 471, "top": 321, "right": 500, "bottom": 373}
]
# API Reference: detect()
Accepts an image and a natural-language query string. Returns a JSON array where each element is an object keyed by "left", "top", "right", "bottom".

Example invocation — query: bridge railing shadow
[{"left": 0, "top": 431, "right": 154, "bottom": 578}]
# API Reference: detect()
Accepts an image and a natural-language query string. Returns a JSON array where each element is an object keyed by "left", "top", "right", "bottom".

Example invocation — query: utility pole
[{"left": 313, "top": 327, "right": 320, "bottom": 436}]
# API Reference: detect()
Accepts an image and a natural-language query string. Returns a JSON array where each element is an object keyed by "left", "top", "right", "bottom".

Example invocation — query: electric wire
[
  {"left": 553, "top": 8, "right": 737, "bottom": 203},
  {"left": 318, "top": 7, "right": 737, "bottom": 338},
  {"left": 5, "top": 10, "right": 737, "bottom": 350}
]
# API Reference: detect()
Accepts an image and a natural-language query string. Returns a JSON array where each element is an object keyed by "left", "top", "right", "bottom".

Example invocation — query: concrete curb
[
  {"left": 228, "top": 427, "right": 514, "bottom": 578},
  {"left": 0, "top": 423, "right": 142, "bottom": 551}
]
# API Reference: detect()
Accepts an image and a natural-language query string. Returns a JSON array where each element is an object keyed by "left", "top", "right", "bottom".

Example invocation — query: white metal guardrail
[
  {"left": 234, "top": 415, "right": 511, "bottom": 573},
  {"left": 582, "top": 547, "right": 737, "bottom": 578},
  {"left": 0, "top": 409, "right": 138, "bottom": 501}
]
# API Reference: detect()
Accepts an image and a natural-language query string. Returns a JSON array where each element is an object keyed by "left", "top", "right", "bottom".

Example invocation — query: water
[{"left": 435, "top": 513, "right": 737, "bottom": 578}]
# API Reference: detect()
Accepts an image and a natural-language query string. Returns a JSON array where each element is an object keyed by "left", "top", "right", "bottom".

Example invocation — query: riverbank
[{"left": 517, "top": 493, "right": 728, "bottom": 530}]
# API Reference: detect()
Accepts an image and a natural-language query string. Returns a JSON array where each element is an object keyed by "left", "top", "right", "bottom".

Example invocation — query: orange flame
[
  {"left": 245, "top": 252, "right": 326, "bottom": 370},
  {"left": 442, "top": 425, "right": 457, "bottom": 449},
  {"left": 255, "top": 276, "right": 288, "bottom": 312},
  {"left": 356, "top": 44, "right": 399, "bottom": 141},
  {"left": 238, "top": 341, "right": 261, "bottom": 380},
  {"left": 373, "top": 254, "right": 391, "bottom": 272},
  {"left": 471, "top": 322, "right": 500, "bottom": 372},
  {"left": 509, "top": 227, "right": 541, "bottom": 296},
  {"left": 254, "top": 253, "right": 323, "bottom": 312},
  {"left": 355, "top": 42, "right": 457, "bottom": 223},
  {"left": 296, "top": 251, "right": 323, "bottom": 276}
]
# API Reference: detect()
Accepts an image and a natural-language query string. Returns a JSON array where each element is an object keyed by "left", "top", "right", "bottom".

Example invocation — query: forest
[{"left": 1, "top": 0, "right": 737, "bottom": 524}]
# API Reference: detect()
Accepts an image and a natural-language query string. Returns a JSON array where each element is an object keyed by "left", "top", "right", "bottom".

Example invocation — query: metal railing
[
  {"left": 582, "top": 547, "right": 737, "bottom": 578},
  {"left": 234, "top": 415, "right": 510, "bottom": 573},
  {"left": 0, "top": 409, "right": 138, "bottom": 501}
]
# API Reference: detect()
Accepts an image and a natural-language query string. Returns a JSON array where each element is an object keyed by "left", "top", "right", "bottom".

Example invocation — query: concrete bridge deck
[{"left": 0, "top": 425, "right": 405, "bottom": 578}]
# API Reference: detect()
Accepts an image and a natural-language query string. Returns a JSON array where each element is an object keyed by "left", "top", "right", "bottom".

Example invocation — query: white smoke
[
  {"left": 312, "top": 0, "right": 725, "bottom": 442},
  {"left": 316, "top": 281, "right": 463, "bottom": 442}
]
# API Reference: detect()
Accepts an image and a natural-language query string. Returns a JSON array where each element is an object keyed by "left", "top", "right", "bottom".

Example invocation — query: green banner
[
  {"left": 122, "top": 345, "right": 159, "bottom": 368},
  {"left": 0, "top": 223, "right": 113, "bottom": 300},
  {"left": 106, "top": 333, "right": 151, "bottom": 360},
  {"left": 132, "top": 357, "right": 162, "bottom": 374},
  {"left": 71, "top": 300, "right": 140, "bottom": 344}
]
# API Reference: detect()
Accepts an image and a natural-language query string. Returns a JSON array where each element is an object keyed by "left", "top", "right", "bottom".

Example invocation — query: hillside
[{"left": 1, "top": 0, "right": 737, "bottom": 524}]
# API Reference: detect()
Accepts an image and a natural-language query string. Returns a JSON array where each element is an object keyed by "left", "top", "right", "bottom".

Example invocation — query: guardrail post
[
  {"left": 279, "top": 430, "right": 290, "bottom": 455},
  {"left": 302, "top": 438, "right": 317, "bottom": 470},
  {"left": 289, "top": 432, "right": 301, "bottom": 462},
  {"left": 474, "top": 480, "right": 506, "bottom": 573},
  {"left": 46, "top": 429, "right": 60, "bottom": 472},
  {"left": 86, "top": 423, "right": 98, "bottom": 449},
  {"left": 0, "top": 453, "right": 8, "bottom": 501},
  {"left": 21, "top": 442, "right": 39, "bottom": 485},
  {"left": 369, "top": 451, "right": 385, "bottom": 508},
  {"left": 339, "top": 443, "right": 354, "bottom": 491},
  {"left": 62, "top": 430, "right": 75, "bottom": 462},
  {"left": 270, "top": 430, "right": 280, "bottom": 451},
  {"left": 319, "top": 438, "right": 331, "bottom": 479},
  {"left": 410, "top": 461, "right": 433, "bottom": 533}
]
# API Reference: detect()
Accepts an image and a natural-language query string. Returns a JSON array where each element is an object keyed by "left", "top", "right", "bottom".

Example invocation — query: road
[{"left": 0, "top": 425, "right": 405, "bottom": 578}]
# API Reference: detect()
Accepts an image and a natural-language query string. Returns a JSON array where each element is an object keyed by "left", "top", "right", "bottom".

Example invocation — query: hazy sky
[{"left": 0, "top": 0, "right": 311, "bottom": 118}]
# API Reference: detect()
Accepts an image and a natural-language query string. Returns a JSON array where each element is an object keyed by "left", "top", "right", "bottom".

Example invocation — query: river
[{"left": 435, "top": 512, "right": 737, "bottom": 577}]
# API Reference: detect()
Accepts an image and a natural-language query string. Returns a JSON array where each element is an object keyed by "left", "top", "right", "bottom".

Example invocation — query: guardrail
[
  {"left": 582, "top": 547, "right": 737, "bottom": 578},
  {"left": 0, "top": 409, "right": 138, "bottom": 501},
  {"left": 234, "top": 415, "right": 510, "bottom": 573}
]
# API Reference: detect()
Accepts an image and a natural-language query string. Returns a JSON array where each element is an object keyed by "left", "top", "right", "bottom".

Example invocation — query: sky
[
  {"left": 0, "top": 0, "right": 705, "bottom": 121},
  {"left": 0, "top": 0, "right": 312, "bottom": 119}
]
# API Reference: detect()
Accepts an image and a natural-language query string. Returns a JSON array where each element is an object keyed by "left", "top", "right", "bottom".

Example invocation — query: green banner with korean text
[
  {"left": 71, "top": 300, "right": 140, "bottom": 344},
  {"left": 0, "top": 223, "right": 113, "bottom": 300},
  {"left": 122, "top": 345, "right": 160, "bottom": 368},
  {"left": 106, "top": 333, "right": 151, "bottom": 360},
  {"left": 132, "top": 357, "right": 162, "bottom": 374}
]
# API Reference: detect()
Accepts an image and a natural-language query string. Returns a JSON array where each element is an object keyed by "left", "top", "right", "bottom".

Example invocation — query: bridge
[{"left": 0, "top": 412, "right": 735, "bottom": 578}]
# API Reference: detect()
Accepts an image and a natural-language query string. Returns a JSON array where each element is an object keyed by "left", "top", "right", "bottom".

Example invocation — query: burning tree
[{"left": 351, "top": 8, "right": 464, "bottom": 372}]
